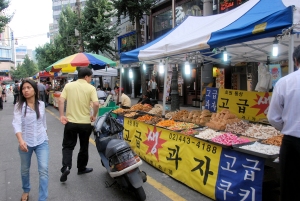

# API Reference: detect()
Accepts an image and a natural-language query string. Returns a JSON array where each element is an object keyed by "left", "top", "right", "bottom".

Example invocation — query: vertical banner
[
  {"left": 269, "top": 64, "right": 281, "bottom": 87},
  {"left": 205, "top": 87, "right": 219, "bottom": 112},
  {"left": 217, "top": 88, "right": 272, "bottom": 122},
  {"left": 216, "top": 148, "right": 264, "bottom": 201}
]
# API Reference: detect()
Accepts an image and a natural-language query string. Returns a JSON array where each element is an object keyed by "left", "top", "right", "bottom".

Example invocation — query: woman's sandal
[{"left": 20, "top": 193, "right": 29, "bottom": 201}]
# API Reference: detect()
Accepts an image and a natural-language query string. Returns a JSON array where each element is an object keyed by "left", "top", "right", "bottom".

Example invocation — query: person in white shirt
[
  {"left": 12, "top": 79, "right": 49, "bottom": 201},
  {"left": 148, "top": 76, "right": 159, "bottom": 99},
  {"left": 267, "top": 45, "right": 300, "bottom": 201},
  {"left": 96, "top": 86, "right": 107, "bottom": 100}
]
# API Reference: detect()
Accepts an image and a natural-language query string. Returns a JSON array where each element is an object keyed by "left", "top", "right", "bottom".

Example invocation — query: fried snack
[
  {"left": 113, "top": 108, "right": 124, "bottom": 114},
  {"left": 136, "top": 114, "right": 153, "bottom": 122},
  {"left": 124, "top": 112, "right": 138, "bottom": 117},
  {"left": 156, "top": 119, "right": 175, "bottom": 127},
  {"left": 261, "top": 134, "right": 283, "bottom": 146}
]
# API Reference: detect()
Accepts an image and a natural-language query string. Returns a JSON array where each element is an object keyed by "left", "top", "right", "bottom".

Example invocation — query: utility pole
[{"left": 76, "top": 0, "right": 84, "bottom": 52}]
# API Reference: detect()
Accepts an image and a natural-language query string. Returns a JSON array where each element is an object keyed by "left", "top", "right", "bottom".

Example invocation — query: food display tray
[{"left": 232, "top": 141, "right": 279, "bottom": 159}]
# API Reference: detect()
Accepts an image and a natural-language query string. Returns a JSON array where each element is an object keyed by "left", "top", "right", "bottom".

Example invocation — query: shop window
[{"left": 118, "top": 32, "right": 137, "bottom": 54}]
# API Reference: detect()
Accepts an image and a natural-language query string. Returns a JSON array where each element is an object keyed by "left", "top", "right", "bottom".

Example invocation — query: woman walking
[
  {"left": 12, "top": 79, "right": 49, "bottom": 201},
  {"left": 1, "top": 83, "right": 7, "bottom": 102}
]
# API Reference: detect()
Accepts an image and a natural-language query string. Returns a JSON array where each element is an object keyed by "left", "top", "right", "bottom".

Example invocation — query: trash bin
[{"left": 192, "top": 99, "right": 201, "bottom": 107}]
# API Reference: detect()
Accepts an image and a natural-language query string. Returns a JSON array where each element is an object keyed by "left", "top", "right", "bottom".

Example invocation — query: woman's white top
[{"left": 12, "top": 101, "right": 48, "bottom": 147}]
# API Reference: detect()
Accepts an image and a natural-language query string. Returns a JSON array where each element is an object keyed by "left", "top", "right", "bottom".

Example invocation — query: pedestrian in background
[
  {"left": 2, "top": 83, "right": 7, "bottom": 102},
  {"left": 267, "top": 45, "right": 300, "bottom": 200},
  {"left": 148, "top": 76, "right": 159, "bottom": 100},
  {"left": 0, "top": 83, "right": 3, "bottom": 110},
  {"left": 37, "top": 80, "right": 46, "bottom": 106},
  {"left": 12, "top": 79, "right": 49, "bottom": 201},
  {"left": 13, "top": 80, "right": 20, "bottom": 105},
  {"left": 58, "top": 68, "right": 99, "bottom": 182}
]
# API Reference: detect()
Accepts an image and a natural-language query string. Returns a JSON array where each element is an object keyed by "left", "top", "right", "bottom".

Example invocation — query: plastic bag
[{"left": 107, "top": 115, "right": 124, "bottom": 134}]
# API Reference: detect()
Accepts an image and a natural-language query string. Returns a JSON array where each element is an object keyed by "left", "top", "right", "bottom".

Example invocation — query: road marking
[
  {"left": 46, "top": 109, "right": 60, "bottom": 121},
  {"left": 147, "top": 176, "right": 187, "bottom": 201},
  {"left": 46, "top": 109, "right": 186, "bottom": 201}
]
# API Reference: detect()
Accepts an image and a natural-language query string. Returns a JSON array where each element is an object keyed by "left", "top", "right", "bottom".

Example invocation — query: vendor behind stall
[
  {"left": 138, "top": 91, "right": 152, "bottom": 105},
  {"left": 114, "top": 86, "right": 131, "bottom": 109}
]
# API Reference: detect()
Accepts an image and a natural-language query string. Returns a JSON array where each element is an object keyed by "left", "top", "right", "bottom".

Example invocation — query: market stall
[{"left": 111, "top": 87, "right": 282, "bottom": 201}]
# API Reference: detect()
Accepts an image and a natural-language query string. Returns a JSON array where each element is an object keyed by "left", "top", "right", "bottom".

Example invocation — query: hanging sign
[
  {"left": 205, "top": 87, "right": 219, "bottom": 112},
  {"left": 269, "top": 64, "right": 281, "bottom": 87},
  {"left": 217, "top": 88, "right": 272, "bottom": 122}
]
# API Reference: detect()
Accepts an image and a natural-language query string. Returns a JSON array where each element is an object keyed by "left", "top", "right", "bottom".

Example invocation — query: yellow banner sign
[
  {"left": 217, "top": 88, "right": 272, "bottom": 122},
  {"left": 124, "top": 118, "right": 222, "bottom": 200}
]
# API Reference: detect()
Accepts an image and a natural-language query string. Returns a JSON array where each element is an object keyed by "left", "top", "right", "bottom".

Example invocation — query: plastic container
[
  {"left": 108, "top": 101, "right": 116, "bottom": 107},
  {"left": 98, "top": 106, "right": 119, "bottom": 118}
]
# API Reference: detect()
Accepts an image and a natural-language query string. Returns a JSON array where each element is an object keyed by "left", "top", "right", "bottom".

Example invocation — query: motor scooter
[{"left": 93, "top": 110, "right": 147, "bottom": 201}]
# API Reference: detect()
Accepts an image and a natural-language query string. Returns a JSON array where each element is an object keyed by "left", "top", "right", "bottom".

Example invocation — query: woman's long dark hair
[{"left": 17, "top": 79, "right": 40, "bottom": 119}]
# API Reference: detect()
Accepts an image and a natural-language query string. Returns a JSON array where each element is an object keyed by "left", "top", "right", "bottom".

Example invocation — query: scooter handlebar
[{"left": 94, "top": 110, "right": 114, "bottom": 133}]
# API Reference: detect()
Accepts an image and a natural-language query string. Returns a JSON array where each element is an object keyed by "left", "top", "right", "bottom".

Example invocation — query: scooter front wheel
[{"left": 134, "top": 186, "right": 146, "bottom": 201}]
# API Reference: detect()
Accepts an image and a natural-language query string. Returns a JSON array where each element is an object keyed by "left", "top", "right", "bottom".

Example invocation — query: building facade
[
  {"left": 51, "top": 0, "right": 87, "bottom": 42},
  {"left": 0, "top": 25, "right": 15, "bottom": 82}
]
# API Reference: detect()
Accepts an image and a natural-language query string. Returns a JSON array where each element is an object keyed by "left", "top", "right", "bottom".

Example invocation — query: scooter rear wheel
[{"left": 134, "top": 186, "right": 146, "bottom": 201}]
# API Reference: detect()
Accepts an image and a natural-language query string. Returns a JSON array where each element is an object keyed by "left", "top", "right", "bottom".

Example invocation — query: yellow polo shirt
[
  {"left": 60, "top": 79, "right": 98, "bottom": 124},
  {"left": 121, "top": 93, "right": 131, "bottom": 107}
]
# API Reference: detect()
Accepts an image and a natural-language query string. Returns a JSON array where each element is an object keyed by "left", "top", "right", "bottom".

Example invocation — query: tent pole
[
  {"left": 172, "top": 0, "right": 175, "bottom": 28},
  {"left": 288, "top": 34, "right": 295, "bottom": 74},
  {"left": 162, "top": 59, "right": 169, "bottom": 117},
  {"left": 119, "top": 67, "right": 122, "bottom": 104},
  {"left": 200, "top": 64, "right": 203, "bottom": 110}
]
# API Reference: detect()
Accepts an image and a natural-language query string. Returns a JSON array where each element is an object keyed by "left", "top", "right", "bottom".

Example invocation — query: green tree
[
  {"left": 58, "top": 6, "right": 80, "bottom": 55},
  {"left": 111, "top": 0, "right": 157, "bottom": 95},
  {"left": 35, "top": 6, "right": 79, "bottom": 71},
  {"left": 22, "top": 55, "right": 39, "bottom": 77},
  {"left": 10, "top": 63, "right": 25, "bottom": 80},
  {"left": 10, "top": 55, "right": 38, "bottom": 79},
  {"left": 0, "top": 0, "right": 13, "bottom": 32},
  {"left": 80, "top": 0, "right": 119, "bottom": 58},
  {"left": 35, "top": 40, "right": 64, "bottom": 71}
]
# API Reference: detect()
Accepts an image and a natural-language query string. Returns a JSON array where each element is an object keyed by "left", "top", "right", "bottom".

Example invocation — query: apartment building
[
  {"left": 0, "top": 25, "right": 15, "bottom": 81},
  {"left": 51, "top": 0, "right": 87, "bottom": 42}
]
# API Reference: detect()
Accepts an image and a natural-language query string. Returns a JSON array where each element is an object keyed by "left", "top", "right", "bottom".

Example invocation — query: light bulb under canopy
[
  {"left": 159, "top": 60, "right": 164, "bottom": 74},
  {"left": 185, "top": 61, "right": 190, "bottom": 75}
]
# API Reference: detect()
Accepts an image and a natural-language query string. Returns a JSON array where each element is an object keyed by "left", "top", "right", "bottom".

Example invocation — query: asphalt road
[{"left": 0, "top": 94, "right": 212, "bottom": 201}]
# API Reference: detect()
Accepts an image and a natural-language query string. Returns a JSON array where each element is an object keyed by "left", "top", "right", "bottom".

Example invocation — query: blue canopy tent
[
  {"left": 121, "top": 0, "right": 299, "bottom": 64},
  {"left": 120, "top": 0, "right": 300, "bottom": 113}
]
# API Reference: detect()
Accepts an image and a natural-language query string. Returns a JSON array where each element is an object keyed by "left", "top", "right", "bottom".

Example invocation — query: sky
[{"left": 8, "top": 0, "right": 53, "bottom": 50}]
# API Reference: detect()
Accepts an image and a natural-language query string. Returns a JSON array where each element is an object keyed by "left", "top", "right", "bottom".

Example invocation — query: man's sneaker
[
  {"left": 77, "top": 168, "right": 93, "bottom": 175},
  {"left": 60, "top": 168, "right": 70, "bottom": 182}
]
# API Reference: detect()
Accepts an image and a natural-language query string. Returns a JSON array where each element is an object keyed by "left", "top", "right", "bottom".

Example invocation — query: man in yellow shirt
[{"left": 58, "top": 68, "right": 99, "bottom": 182}]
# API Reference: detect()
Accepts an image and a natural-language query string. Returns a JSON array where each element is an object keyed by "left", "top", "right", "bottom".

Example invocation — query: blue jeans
[{"left": 19, "top": 140, "right": 49, "bottom": 201}]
